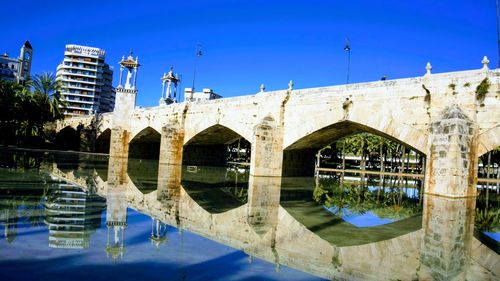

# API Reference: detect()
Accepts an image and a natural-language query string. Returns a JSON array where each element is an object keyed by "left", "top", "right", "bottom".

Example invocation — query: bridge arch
[
  {"left": 478, "top": 125, "right": 500, "bottom": 157},
  {"left": 95, "top": 128, "right": 111, "bottom": 154},
  {"left": 128, "top": 126, "right": 161, "bottom": 159},
  {"left": 285, "top": 120, "right": 426, "bottom": 153},
  {"left": 282, "top": 120, "right": 426, "bottom": 176},
  {"left": 183, "top": 124, "right": 251, "bottom": 167},
  {"left": 54, "top": 125, "right": 81, "bottom": 151}
]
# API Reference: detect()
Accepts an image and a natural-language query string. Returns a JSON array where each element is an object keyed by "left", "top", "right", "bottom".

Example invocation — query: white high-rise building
[{"left": 56, "top": 44, "right": 114, "bottom": 116}]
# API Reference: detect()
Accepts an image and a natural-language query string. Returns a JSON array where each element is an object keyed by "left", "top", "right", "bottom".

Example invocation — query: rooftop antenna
[
  {"left": 344, "top": 38, "right": 351, "bottom": 84},
  {"left": 192, "top": 44, "right": 203, "bottom": 91}
]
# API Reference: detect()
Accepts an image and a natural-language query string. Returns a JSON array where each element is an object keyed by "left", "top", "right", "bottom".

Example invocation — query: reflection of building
[
  {"left": 0, "top": 41, "right": 33, "bottom": 85},
  {"left": 105, "top": 187, "right": 128, "bottom": 260},
  {"left": 150, "top": 217, "right": 168, "bottom": 248},
  {"left": 0, "top": 208, "right": 18, "bottom": 244},
  {"left": 56, "top": 44, "right": 114, "bottom": 116},
  {"left": 44, "top": 184, "right": 105, "bottom": 249},
  {"left": 184, "top": 88, "right": 222, "bottom": 102}
]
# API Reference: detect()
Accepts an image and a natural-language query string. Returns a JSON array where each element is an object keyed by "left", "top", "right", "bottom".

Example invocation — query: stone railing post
[{"left": 424, "top": 105, "right": 478, "bottom": 197}]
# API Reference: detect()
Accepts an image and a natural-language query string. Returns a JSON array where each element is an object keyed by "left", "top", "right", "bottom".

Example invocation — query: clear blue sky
[{"left": 2, "top": 0, "right": 497, "bottom": 107}]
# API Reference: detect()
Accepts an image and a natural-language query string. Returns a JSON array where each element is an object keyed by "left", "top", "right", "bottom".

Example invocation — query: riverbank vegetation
[{"left": 0, "top": 73, "right": 65, "bottom": 147}]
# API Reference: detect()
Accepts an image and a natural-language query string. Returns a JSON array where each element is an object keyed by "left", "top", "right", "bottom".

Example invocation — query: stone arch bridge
[{"left": 55, "top": 67, "right": 500, "bottom": 197}]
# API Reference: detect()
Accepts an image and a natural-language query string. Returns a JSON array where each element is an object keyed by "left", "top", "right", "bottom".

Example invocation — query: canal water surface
[{"left": 0, "top": 148, "right": 498, "bottom": 280}]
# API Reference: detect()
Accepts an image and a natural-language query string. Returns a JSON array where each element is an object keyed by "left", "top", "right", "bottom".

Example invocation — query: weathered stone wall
[{"left": 53, "top": 68, "right": 500, "bottom": 197}]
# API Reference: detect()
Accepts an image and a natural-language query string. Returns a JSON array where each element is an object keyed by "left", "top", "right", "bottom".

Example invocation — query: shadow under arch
[
  {"left": 128, "top": 126, "right": 161, "bottom": 160},
  {"left": 95, "top": 128, "right": 111, "bottom": 154},
  {"left": 282, "top": 120, "right": 426, "bottom": 176},
  {"left": 55, "top": 126, "right": 81, "bottom": 151},
  {"left": 183, "top": 124, "right": 251, "bottom": 167}
]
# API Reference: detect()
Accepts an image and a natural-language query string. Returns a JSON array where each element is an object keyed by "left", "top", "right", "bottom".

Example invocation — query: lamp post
[
  {"left": 192, "top": 44, "right": 203, "bottom": 91},
  {"left": 344, "top": 38, "right": 351, "bottom": 84}
]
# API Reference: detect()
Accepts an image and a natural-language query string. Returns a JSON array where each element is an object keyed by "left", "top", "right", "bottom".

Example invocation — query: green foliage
[
  {"left": 313, "top": 178, "right": 422, "bottom": 220},
  {"left": 475, "top": 208, "right": 500, "bottom": 232},
  {"left": 0, "top": 73, "right": 65, "bottom": 146},
  {"left": 463, "top": 82, "right": 470, "bottom": 87},
  {"left": 475, "top": 78, "right": 490, "bottom": 101},
  {"left": 448, "top": 83, "right": 456, "bottom": 91}
]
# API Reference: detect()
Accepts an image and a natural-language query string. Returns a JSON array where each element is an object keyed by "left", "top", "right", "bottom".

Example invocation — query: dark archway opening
[
  {"left": 282, "top": 121, "right": 425, "bottom": 177},
  {"left": 128, "top": 127, "right": 161, "bottom": 160},
  {"left": 183, "top": 125, "right": 251, "bottom": 167},
  {"left": 127, "top": 127, "right": 161, "bottom": 194},
  {"left": 55, "top": 126, "right": 80, "bottom": 151},
  {"left": 95, "top": 129, "right": 111, "bottom": 154},
  {"left": 181, "top": 125, "right": 251, "bottom": 213}
]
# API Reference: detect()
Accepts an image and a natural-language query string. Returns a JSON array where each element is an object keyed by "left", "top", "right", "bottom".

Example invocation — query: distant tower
[
  {"left": 159, "top": 66, "right": 180, "bottom": 105},
  {"left": 114, "top": 51, "right": 140, "bottom": 118},
  {"left": 17, "top": 40, "right": 33, "bottom": 85}
]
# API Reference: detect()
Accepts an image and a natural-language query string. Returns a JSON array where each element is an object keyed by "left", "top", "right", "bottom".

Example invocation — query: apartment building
[{"left": 56, "top": 44, "right": 114, "bottom": 116}]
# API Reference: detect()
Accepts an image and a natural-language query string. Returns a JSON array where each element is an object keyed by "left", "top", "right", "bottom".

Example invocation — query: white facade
[
  {"left": 56, "top": 44, "right": 114, "bottom": 116},
  {"left": 184, "top": 88, "right": 222, "bottom": 102}
]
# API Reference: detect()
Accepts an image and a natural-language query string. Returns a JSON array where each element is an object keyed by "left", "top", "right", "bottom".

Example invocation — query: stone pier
[
  {"left": 419, "top": 195, "right": 476, "bottom": 280},
  {"left": 157, "top": 114, "right": 185, "bottom": 203},
  {"left": 425, "top": 106, "right": 479, "bottom": 197}
]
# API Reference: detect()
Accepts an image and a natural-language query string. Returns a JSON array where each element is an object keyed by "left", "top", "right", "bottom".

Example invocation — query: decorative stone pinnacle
[
  {"left": 288, "top": 80, "right": 294, "bottom": 90},
  {"left": 425, "top": 62, "right": 432, "bottom": 75},
  {"left": 481, "top": 56, "right": 489, "bottom": 70},
  {"left": 260, "top": 83, "right": 265, "bottom": 93}
]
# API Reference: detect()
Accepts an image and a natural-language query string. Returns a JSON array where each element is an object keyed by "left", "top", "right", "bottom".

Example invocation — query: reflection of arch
[
  {"left": 95, "top": 128, "right": 111, "bottom": 154},
  {"left": 181, "top": 166, "right": 248, "bottom": 213},
  {"left": 282, "top": 198, "right": 422, "bottom": 246},
  {"left": 183, "top": 124, "right": 250, "bottom": 166},
  {"left": 128, "top": 127, "right": 161, "bottom": 159},
  {"left": 282, "top": 120, "right": 426, "bottom": 176},
  {"left": 127, "top": 159, "right": 158, "bottom": 195},
  {"left": 55, "top": 126, "right": 80, "bottom": 151}
]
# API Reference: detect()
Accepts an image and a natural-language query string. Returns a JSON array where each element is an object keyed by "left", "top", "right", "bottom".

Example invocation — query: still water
[{"left": 0, "top": 148, "right": 498, "bottom": 280}]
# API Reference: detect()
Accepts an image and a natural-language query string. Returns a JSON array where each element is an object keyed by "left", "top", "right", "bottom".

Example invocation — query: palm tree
[{"left": 30, "top": 72, "right": 66, "bottom": 119}]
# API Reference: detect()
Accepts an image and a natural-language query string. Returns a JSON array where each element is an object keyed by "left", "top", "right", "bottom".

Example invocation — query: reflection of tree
[
  {"left": 313, "top": 177, "right": 421, "bottom": 220},
  {"left": 0, "top": 181, "right": 51, "bottom": 244},
  {"left": 475, "top": 208, "right": 500, "bottom": 232}
]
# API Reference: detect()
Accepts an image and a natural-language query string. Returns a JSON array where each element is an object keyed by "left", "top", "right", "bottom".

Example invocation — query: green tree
[{"left": 30, "top": 72, "right": 65, "bottom": 119}]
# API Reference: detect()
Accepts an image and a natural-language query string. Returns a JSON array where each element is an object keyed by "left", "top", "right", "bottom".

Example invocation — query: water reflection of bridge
[{"left": 48, "top": 155, "right": 499, "bottom": 281}]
